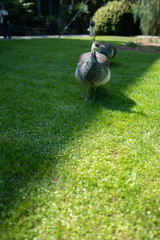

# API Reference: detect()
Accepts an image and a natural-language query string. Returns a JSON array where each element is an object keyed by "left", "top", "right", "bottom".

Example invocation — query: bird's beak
[{"left": 101, "top": 44, "right": 105, "bottom": 48}]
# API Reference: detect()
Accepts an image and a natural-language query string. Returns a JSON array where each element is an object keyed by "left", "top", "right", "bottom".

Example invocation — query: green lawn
[{"left": 0, "top": 36, "right": 160, "bottom": 239}]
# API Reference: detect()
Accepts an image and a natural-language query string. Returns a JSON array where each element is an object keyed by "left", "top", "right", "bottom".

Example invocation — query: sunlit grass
[{"left": 0, "top": 36, "right": 160, "bottom": 239}]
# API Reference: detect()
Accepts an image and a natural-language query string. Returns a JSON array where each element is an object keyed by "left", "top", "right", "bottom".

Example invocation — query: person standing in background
[
  {"left": 89, "top": 17, "right": 95, "bottom": 36},
  {"left": 0, "top": 5, "right": 11, "bottom": 39}
]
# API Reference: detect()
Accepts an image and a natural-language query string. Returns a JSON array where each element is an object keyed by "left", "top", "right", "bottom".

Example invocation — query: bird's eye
[{"left": 95, "top": 44, "right": 99, "bottom": 48}]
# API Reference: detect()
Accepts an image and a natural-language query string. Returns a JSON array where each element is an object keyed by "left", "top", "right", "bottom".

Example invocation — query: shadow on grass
[
  {"left": 0, "top": 38, "right": 159, "bottom": 222},
  {"left": 95, "top": 88, "right": 136, "bottom": 112}
]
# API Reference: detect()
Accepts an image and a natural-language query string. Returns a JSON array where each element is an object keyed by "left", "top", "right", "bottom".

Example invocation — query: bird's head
[{"left": 91, "top": 41, "right": 105, "bottom": 52}]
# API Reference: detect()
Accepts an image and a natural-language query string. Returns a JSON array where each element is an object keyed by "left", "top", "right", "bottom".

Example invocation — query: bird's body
[
  {"left": 98, "top": 43, "right": 117, "bottom": 59},
  {"left": 75, "top": 41, "right": 110, "bottom": 101}
]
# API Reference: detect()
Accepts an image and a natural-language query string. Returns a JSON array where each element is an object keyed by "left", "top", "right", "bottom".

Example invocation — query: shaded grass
[{"left": 0, "top": 36, "right": 160, "bottom": 239}]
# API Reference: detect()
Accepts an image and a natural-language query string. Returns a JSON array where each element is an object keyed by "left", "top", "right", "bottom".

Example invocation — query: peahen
[
  {"left": 75, "top": 40, "right": 111, "bottom": 101},
  {"left": 98, "top": 43, "right": 117, "bottom": 59}
]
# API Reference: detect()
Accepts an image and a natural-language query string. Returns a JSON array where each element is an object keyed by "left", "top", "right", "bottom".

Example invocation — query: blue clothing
[
  {"left": 1, "top": 23, "right": 11, "bottom": 39},
  {"left": 0, "top": 9, "right": 11, "bottom": 39},
  {"left": 89, "top": 19, "right": 95, "bottom": 36}
]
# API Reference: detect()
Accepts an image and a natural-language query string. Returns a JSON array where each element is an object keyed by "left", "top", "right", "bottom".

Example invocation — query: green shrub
[{"left": 93, "top": 0, "right": 140, "bottom": 36}]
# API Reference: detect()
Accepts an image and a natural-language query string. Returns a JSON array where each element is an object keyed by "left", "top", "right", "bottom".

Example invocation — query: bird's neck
[{"left": 90, "top": 51, "right": 97, "bottom": 61}]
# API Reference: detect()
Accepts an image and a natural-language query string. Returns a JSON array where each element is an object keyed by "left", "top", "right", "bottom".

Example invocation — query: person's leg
[
  {"left": 90, "top": 26, "right": 93, "bottom": 35},
  {"left": 7, "top": 24, "right": 11, "bottom": 39},
  {"left": 2, "top": 24, "right": 7, "bottom": 39}
]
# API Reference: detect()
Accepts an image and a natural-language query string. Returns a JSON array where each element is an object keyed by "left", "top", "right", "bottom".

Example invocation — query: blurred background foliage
[
  {"left": 93, "top": 0, "right": 140, "bottom": 36},
  {"left": 0, "top": 0, "right": 159, "bottom": 36},
  {"left": 132, "top": 0, "right": 160, "bottom": 36}
]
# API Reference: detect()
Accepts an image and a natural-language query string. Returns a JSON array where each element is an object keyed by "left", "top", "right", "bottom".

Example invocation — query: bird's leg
[
  {"left": 85, "top": 86, "right": 88, "bottom": 102},
  {"left": 93, "top": 87, "right": 97, "bottom": 101}
]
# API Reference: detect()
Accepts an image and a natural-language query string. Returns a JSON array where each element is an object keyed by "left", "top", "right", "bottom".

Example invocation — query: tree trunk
[
  {"left": 60, "top": 0, "right": 64, "bottom": 27},
  {"left": 48, "top": 0, "right": 53, "bottom": 15},
  {"left": 36, "top": 0, "right": 41, "bottom": 14}
]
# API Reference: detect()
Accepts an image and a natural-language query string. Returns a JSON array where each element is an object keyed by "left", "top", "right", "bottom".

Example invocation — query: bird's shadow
[
  {"left": 91, "top": 87, "right": 135, "bottom": 113},
  {"left": 91, "top": 87, "right": 147, "bottom": 116}
]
